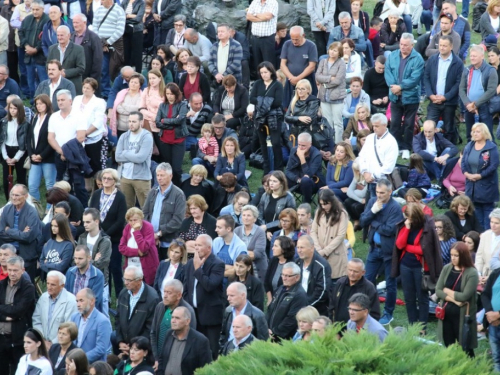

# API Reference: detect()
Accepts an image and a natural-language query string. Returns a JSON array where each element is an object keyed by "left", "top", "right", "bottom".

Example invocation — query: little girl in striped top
[{"left": 198, "top": 123, "right": 219, "bottom": 166}]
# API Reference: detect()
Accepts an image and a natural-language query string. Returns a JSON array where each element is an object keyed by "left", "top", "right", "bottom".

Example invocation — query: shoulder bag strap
[
  {"left": 98, "top": 4, "right": 115, "bottom": 31},
  {"left": 373, "top": 135, "right": 383, "bottom": 167}
]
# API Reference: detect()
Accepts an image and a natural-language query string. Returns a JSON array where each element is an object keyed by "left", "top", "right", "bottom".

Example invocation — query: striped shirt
[
  {"left": 248, "top": 0, "right": 278, "bottom": 37},
  {"left": 92, "top": 4, "right": 126, "bottom": 45},
  {"left": 198, "top": 136, "right": 219, "bottom": 157}
]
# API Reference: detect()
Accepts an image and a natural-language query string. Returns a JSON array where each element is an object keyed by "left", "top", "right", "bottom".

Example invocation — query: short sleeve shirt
[{"left": 280, "top": 40, "right": 318, "bottom": 76}]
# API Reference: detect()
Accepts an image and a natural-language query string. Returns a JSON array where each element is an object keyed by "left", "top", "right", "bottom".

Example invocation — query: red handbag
[{"left": 436, "top": 269, "right": 464, "bottom": 321}]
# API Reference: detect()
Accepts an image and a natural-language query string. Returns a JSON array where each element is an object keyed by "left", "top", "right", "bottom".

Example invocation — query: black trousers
[
  {"left": 251, "top": 34, "right": 276, "bottom": 73},
  {"left": 0, "top": 335, "right": 24, "bottom": 375},
  {"left": 157, "top": 139, "right": 185, "bottom": 187},
  {"left": 123, "top": 31, "right": 144, "bottom": 72},
  {"left": 257, "top": 123, "right": 283, "bottom": 173},
  {"left": 312, "top": 31, "right": 330, "bottom": 56},
  {"left": 241, "top": 59, "right": 250, "bottom": 89},
  {"left": 389, "top": 101, "right": 419, "bottom": 151},
  {"left": 1, "top": 145, "right": 27, "bottom": 201},
  {"left": 344, "top": 198, "right": 365, "bottom": 221},
  {"left": 7, "top": 51, "right": 19, "bottom": 84},
  {"left": 225, "top": 117, "right": 242, "bottom": 130},
  {"left": 54, "top": 153, "right": 88, "bottom": 208},
  {"left": 195, "top": 308, "right": 221, "bottom": 360},
  {"left": 85, "top": 138, "right": 104, "bottom": 177},
  {"left": 109, "top": 242, "right": 123, "bottom": 297},
  {"left": 426, "top": 102, "right": 458, "bottom": 144}
]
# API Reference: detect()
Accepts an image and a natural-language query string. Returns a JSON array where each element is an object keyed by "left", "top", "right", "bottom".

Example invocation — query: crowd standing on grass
[{"left": 0, "top": 0, "right": 500, "bottom": 373}]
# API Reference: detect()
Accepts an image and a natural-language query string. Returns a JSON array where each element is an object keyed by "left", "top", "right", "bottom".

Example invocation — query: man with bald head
[
  {"left": 280, "top": 25, "right": 318, "bottom": 108},
  {"left": 221, "top": 314, "right": 256, "bottom": 355},
  {"left": 47, "top": 25, "right": 86, "bottom": 94},
  {"left": 412, "top": 120, "right": 458, "bottom": 180},
  {"left": 184, "top": 28, "right": 212, "bottom": 67}
]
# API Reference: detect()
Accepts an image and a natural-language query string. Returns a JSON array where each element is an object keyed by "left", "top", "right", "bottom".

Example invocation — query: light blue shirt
[
  {"left": 436, "top": 54, "right": 452, "bottom": 96},
  {"left": 468, "top": 68, "right": 485, "bottom": 102},
  {"left": 232, "top": 332, "right": 252, "bottom": 351},
  {"left": 229, "top": 302, "right": 248, "bottom": 341},
  {"left": 128, "top": 282, "right": 145, "bottom": 319},
  {"left": 77, "top": 307, "right": 95, "bottom": 347},
  {"left": 151, "top": 184, "right": 172, "bottom": 248},
  {"left": 48, "top": 290, "right": 63, "bottom": 327}
]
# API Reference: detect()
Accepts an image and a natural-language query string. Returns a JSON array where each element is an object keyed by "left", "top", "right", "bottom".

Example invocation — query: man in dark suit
[
  {"left": 266, "top": 262, "right": 308, "bottom": 341},
  {"left": 183, "top": 234, "right": 225, "bottom": 360},
  {"left": 71, "top": 14, "right": 103, "bottom": 97},
  {"left": 221, "top": 314, "right": 256, "bottom": 355},
  {"left": 47, "top": 25, "right": 86, "bottom": 95},
  {"left": 157, "top": 306, "right": 212, "bottom": 375},
  {"left": 219, "top": 282, "right": 268, "bottom": 353},
  {"left": 295, "top": 235, "right": 331, "bottom": 316}
]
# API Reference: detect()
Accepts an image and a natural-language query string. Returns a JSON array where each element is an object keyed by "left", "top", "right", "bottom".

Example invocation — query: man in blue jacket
[
  {"left": 424, "top": 35, "right": 464, "bottom": 144},
  {"left": 0, "top": 66, "right": 20, "bottom": 119},
  {"left": 285, "top": 132, "right": 325, "bottom": 204},
  {"left": 385, "top": 33, "right": 424, "bottom": 160},
  {"left": 359, "top": 179, "right": 404, "bottom": 325}
]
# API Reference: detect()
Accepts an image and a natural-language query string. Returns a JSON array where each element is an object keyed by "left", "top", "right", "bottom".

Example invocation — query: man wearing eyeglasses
[
  {"left": 346, "top": 293, "right": 387, "bottom": 342},
  {"left": 266, "top": 262, "right": 308, "bottom": 341}
]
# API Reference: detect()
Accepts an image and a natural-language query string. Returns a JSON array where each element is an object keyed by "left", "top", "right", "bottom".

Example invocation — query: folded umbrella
[{"left": 7, "top": 165, "right": 13, "bottom": 195}]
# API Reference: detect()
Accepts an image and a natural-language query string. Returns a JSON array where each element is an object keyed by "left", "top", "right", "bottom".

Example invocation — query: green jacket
[{"left": 435, "top": 264, "right": 478, "bottom": 349}]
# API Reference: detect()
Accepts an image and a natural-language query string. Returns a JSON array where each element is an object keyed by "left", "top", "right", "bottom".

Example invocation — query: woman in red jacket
[
  {"left": 119, "top": 207, "right": 160, "bottom": 285},
  {"left": 392, "top": 203, "right": 443, "bottom": 334}
]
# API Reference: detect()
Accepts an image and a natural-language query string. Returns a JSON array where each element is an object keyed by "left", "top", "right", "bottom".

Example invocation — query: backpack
[{"left": 373, "top": 0, "right": 386, "bottom": 18}]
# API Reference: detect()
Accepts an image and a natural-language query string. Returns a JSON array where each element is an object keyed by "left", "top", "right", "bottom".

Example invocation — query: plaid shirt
[
  {"left": 208, "top": 39, "right": 243, "bottom": 83},
  {"left": 248, "top": 0, "right": 278, "bottom": 37}
]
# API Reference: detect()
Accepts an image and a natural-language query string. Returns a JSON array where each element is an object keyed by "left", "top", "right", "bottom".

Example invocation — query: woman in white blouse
[
  {"left": 72, "top": 78, "right": 107, "bottom": 192},
  {"left": 15, "top": 329, "right": 53, "bottom": 375},
  {"left": 0, "top": 97, "right": 29, "bottom": 201},
  {"left": 27, "top": 94, "right": 55, "bottom": 208}
]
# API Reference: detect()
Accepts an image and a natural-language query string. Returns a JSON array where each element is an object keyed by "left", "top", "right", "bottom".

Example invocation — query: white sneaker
[{"left": 402, "top": 150, "right": 410, "bottom": 159}]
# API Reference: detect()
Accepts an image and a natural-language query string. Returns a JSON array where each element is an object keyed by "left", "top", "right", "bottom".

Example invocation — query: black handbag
[
  {"left": 310, "top": 117, "right": 333, "bottom": 152},
  {"left": 421, "top": 258, "right": 436, "bottom": 292}
]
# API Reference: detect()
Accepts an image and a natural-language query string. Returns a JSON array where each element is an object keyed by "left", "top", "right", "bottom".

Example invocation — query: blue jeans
[
  {"left": 192, "top": 157, "right": 215, "bottom": 176},
  {"left": 365, "top": 39, "right": 374, "bottom": 68},
  {"left": 400, "top": 263, "right": 429, "bottom": 328},
  {"left": 422, "top": 147, "right": 451, "bottom": 180},
  {"left": 465, "top": 103, "right": 493, "bottom": 142},
  {"left": 101, "top": 51, "right": 111, "bottom": 98},
  {"left": 28, "top": 162, "right": 56, "bottom": 203},
  {"left": 461, "top": 0, "right": 470, "bottom": 18},
  {"left": 26, "top": 63, "right": 48, "bottom": 99},
  {"left": 365, "top": 245, "right": 396, "bottom": 316},
  {"left": 402, "top": 14, "right": 413, "bottom": 34},
  {"left": 489, "top": 324, "right": 500, "bottom": 372},
  {"left": 420, "top": 10, "right": 433, "bottom": 32},
  {"left": 475, "top": 202, "right": 494, "bottom": 230},
  {"left": 17, "top": 48, "right": 29, "bottom": 97},
  {"left": 432, "top": 6, "right": 441, "bottom": 23},
  {"left": 185, "top": 136, "right": 198, "bottom": 151}
]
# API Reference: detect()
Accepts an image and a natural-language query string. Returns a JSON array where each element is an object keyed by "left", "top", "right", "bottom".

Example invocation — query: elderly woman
[
  {"left": 462, "top": 123, "right": 499, "bottom": 230},
  {"left": 234, "top": 205, "right": 268, "bottom": 282},
  {"left": 152, "top": 239, "right": 187, "bottom": 297},
  {"left": 258, "top": 171, "right": 296, "bottom": 240},
  {"left": 343, "top": 103, "right": 372, "bottom": 144},
  {"left": 445, "top": 195, "right": 483, "bottom": 240},
  {"left": 89, "top": 168, "right": 127, "bottom": 295},
  {"left": 119, "top": 207, "right": 160, "bottom": 285},
  {"left": 214, "top": 136, "right": 248, "bottom": 188},
  {"left": 213, "top": 75, "right": 249, "bottom": 130},
  {"left": 231, "top": 254, "right": 266, "bottom": 311},
  {"left": 264, "top": 236, "right": 296, "bottom": 302},
  {"left": 269, "top": 208, "right": 300, "bottom": 253},
  {"left": 165, "top": 14, "right": 187, "bottom": 54},
  {"left": 110, "top": 73, "right": 144, "bottom": 138},
  {"left": 434, "top": 214, "right": 457, "bottom": 265},
  {"left": 436, "top": 242, "right": 478, "bottom": 356},
  {"left": 48, "top": 322, "right": 78, "bottom": 375},
  {"left": 476, "top": 209, "right": 500, "bottom": 287},
  {"left": 285, "top": 79, "right": 320, "bottom": 138},
  {"left": 322, "top": 142, "right": 355, "bottom": 201},
  {"left": 293, "top": 306, "right": 320, "bottom": 342},
  {"left": 179, "top": 165, "right": 214, "bottom": 207},
  {"left": 220, "top": 191, "right": 251, "bottom": 227},
  {"left": 72, "top": 78, "right": 107, "bottom": 186},
  {"left": 380, "top": 11, "right": 407, "bottom": 58},
  {"left": 179, "top": 195, "right": 217, "bottom": 256},
  {"left": 441, "top": 151, "right": 465, "bottom": 207},
  {"left": 380, "top": 0, "right": 412, "bottom": 34},
  {"left": 179, "top": 56, "right": 211, "bottom": 105}
]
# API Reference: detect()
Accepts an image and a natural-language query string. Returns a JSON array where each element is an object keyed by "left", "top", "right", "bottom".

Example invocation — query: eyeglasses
[
  {"left": 170, "top": 239, "right": 185, "bottom": 247},
  {"left": 281, "top": 273, "right": 298, "bottom": 278},
  {"left": 122, "top": 277, "right": 140, "bottom": 283},
  {"left": 174, "top": 23, "right": 184, "bottom": 27},
  {"left": 347, "top": 307, "right": 366, "bottom": 312}
]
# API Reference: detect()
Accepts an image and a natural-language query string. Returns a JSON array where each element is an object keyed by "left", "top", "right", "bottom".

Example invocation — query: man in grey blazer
[
  {"left": 35, "top": 60, "right": 76, "bottom": 111},
  {"left": 47, "top": 25, "right": 86, "bottom": 95}
]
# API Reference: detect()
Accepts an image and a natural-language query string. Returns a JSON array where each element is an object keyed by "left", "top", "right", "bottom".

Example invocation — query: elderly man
[
  {"left": 151, "top": 279, "right": 196, "bottom": 369},
  {"left": 459, "top": 44, "right": 498, "bottom": 141},
  {"left": 70, "top": 288, "right": 112, "bottom": 363},
  {"left": 0, "top": 184, "right": 42, "bottom": 281},
  {"left": 412, "top": 120, "right": 458, "bottom": 181},
  {"left": 33, "top": 271, "right": 78, "bottom": 347},
  {"left": 47, "top": 89, "right": 88, "bottom": 206},
  {"left": 213, "top": 215, "right": 247, "bottom": 279},
  {"left": 385, "top": 33, "right": 424, "bottom": 160},
  {"left": 208, "top": 24, "right": 243, "bottom": 84},
  {"left": 185, "top": 92, "right": 213, "bottom": 152},
  {"left": 157, "top": 306, "right": 212, "bottom": 375},
  {"left": 311, "top": 316, "right": 332, "bottom": 337},
  {"left": 41, "top": 6, "right": 71, "bottom": 56},
  {"left": 346, "top": 293, "right": 388, "bottom": 342},
  {"left": 65, "top": 245, "right": 105, "bottom": 313},
  {"left": 219, "top": 282, "right": 268, "bottom": 353},
  {"left": 184, "top": 28, "right": 212, "bottom": 69},
  {"left": 35, "top": 60, "right": 77, "bottom": 110},
  {"left": 0, "top": 65, "right": 21, "bottom": 119},
  {"left": 280, "top": 25, "right": 318, "bottom": 108},
  {"left": 71, "top": 14, "right": 103, "bottom": 96},
  {"left": 165, "top": 15, "right": 187, "bottom": 54},
  {"left": 47, "top": 25, "right": 85, "bottom": 95},
  {"left": 143, "top": 163, "right": 186, "bottom": 259},
  {"left": 285, "top": 132, "right": 325, "bottom": 204},
  {"left": 183, "top": 234, "right": 225, "bottom": 360},
  {"left": 115, "top": 266, "right": 159, "bottom": 354},
  {"left": 266, "top": 262, "right": 308, "bottom": 341},
  {"left": 358, "top": 113, "right": 399, "bottom": 198},
  {"left": 0, "top": 256, "right": 36, "bottom": 374},
  {"left": 18, "top": 0, "right": 49, "bottom": 98},
  {"left": 92, "top": 0, "right": 125, "bottom": 98},
  {"left": 360, "top": 179, "right": 404, "bottom": 326},
  {"left": 328, "top": 12, "right": 368, "bottom": 60},
  {"left": 115, "top": 111, "right": 153, "bottom": 209},
  {"left": 221, "top": 315, "right": 256, "bottom": 355},
  {"left": 329, "top": 258, "right": 380, "bottom": 324},
  {"left": 296, "top": 235, "right": 331, "bottom": 316},
  {"left": 246, "top": 0, "right": 279, "bottom": 73},
  {"left": 424, "top": 35, "right": 464, "bottom": 145}
]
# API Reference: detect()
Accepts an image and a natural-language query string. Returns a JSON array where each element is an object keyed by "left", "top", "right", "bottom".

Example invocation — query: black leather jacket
[
  {"left": 155, "top": 101, "right": 189, "bottom": 139},
  {"left": 285, "top": 95, "right": 320, "bottom": 134},
  {"left": 0, "top": 118, "right": 29, "bottom": 152}
]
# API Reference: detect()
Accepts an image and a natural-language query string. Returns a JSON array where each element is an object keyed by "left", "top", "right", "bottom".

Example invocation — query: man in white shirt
[
  {"left": 358, "top": 113, "right": 399, "bottom": 199},
  {"left": 47, "top": 89, "right": 88, "bottom": 206}
]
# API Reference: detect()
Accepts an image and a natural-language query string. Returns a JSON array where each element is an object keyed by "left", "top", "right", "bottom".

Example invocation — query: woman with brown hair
[
  {"left": 392, "top": 203, "right": 443, "bottom": 334},
  {"left": 179, "top": 55, "right": 211, "bottom": 104},
  {"left": 65, "top": 348, "right": 89, "bottom": 375},
  {"left": 355, "top": 128, "right": 371, "bottom": 156},
  {"left": 155, "top": 82, "right": 188, "bottom": 186},
  {"left": 433, "top": 214, "right": 457, "bottom": 265},
  {"left": 323, "top": 141, "right": 355, "bottom": 201},
  {"left": 231, "top": 253, "right": 266, "bottom": 310},
  {"left": 269, "top": 208, "right": 300, "bottom": 253},
  {"left": 153, "top": 238, "right": 187, "bottom": 297},
  {"left": 213, "top": 74, "right": 249, "bottom": 130},
  {"left": 39, "top": 213, "right": 75, "bottom": 276},
  {"left": 311, "top": 189, "right": 349, "bottom": 283},
  {"left": 15, "top": 329, "right": 52, "bottom": 375},
  {"left": 173, "top": 47, "right": 192, "bottom": 84},
  {"left": 445, "top": 195, "right": 483, "bottom": 240},
  {"left": 48, "top": 322, "right": 78, "bottom": 375},
  {"left": 179, "top": 195, "right": 217, "bottom": 255}
]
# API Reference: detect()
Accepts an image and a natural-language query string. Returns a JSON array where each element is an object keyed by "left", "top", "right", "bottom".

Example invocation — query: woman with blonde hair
[
  {"left": 343, "top": 103, "right": 372, "bottom": 144},
  {"left": 322, "top": 142, "right": 355, "bottom": 201},
  {"left": 179, "top": 164, "right": 214, "bottom": 206},
  {"left": 479, "top": 0, "right": 500, "bottom": 48},
  {"left": 445, "top": 195, "right": 483, "bottom": 240},
  {"left": 344, "top": 160, "right": 367, "bottom": 230},
  {"left": 284, "top": 79, "right": 320, "bottom": 138},
  {"left": 214, "top": 136, "right": 248, "bottom": 188},
  {"left": 293, "top": 306, "right": 320, "bottom": 341}
]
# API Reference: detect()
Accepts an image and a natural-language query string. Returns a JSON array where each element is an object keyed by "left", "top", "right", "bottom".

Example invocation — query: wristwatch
[{"left": 156, "top": 231, "right": 162, "bottom": 238}]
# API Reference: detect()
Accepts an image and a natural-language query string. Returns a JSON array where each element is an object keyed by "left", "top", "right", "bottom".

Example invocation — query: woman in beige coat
[{"left": 311, "top": 189, "right": 349, "bottom": 282}]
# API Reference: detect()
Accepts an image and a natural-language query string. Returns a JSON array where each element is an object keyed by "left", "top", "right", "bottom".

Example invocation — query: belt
[
  {"left": 253, "top": 34, "right": 274, "bottom": 38},
  {"left": 374, "top": 243, "right": 382, "bottom": 248}
]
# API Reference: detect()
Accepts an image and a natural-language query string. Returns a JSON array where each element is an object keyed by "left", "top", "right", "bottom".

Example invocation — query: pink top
[
  {"left": 198, "top": 136, "right": 219, "bottom": 157},
  {"left": 140, "top": 87, "right": 164, "bottom": 132},
  {"left": 443, "top": 161, "right": 466, "bottom": 193}
]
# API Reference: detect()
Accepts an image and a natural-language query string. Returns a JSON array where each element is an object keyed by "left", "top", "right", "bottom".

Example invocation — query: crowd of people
[{"left": 0, "top": 0, "right": 499, "bottom": 373}]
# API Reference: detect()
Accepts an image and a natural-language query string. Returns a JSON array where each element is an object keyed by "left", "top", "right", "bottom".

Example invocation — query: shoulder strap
[
  {"left": 373, "top": 135, "right": 383, "bottom": 167},
  {"left": 98, "top": 4, "right": 115, "bottom": 31},
  {"left": 451, "top": 270, "right": 464, "bottom": 291}
]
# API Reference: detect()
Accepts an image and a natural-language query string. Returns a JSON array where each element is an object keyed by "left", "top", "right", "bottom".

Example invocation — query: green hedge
[{"left": 196, "top": 325, "right": 493, "bottom": 374}]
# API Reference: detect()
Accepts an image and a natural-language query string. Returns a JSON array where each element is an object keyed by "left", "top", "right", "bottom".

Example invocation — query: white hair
[
  {"left": 371, "top": 113, "right": 388, "bottom": 126},
  {"left": 283, "top": 262, "right": 301, "bottom": 275},
  {"left": 298, "top": 132, "right": 312, "bottom": 143},
  {"left": 56, "top": 89, "right": 72, "bottom": 100},
  {"left": 125, "top": 266, "right": 144, "bottom": 280},
  {"left": 339, "top": 11, "right": 351, "bottom": 20},
  {"left": 57, "top": 25, "right": 71, "bottom": 35},
  {"left": 401, "top": 32, "right": 414, "bottom": 43},
  {"left": 47, "top": 271, "right": 66, "bottom": 285},
  {"left": 470, "top": 45, "right": 485, "bottom": 56},
  {"left": 156, "top": 162, "right": 173, "bottom": 174},
  {"left": 197, "top": 234, "right": 213, "bottom": 248}
]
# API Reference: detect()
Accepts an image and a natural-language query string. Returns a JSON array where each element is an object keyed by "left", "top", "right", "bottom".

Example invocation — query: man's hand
[
  {"left": 486, "top": 311, "right": 500, "bottom": 323},
  {"left": 95, "top": 253, "right": 102, "bottom": 261},
  {"left": 153, "top": 14, "right": 161, "bottom": 22},
  {"left": 61, "top": 69, "right": 66, "bottom": 77},
  {"left": 215, "top": 73, "right": 224, "bottom": 83},
  {"left": 466, "top": 102, "right": 476, "bottom": 113},
  {"left": 289, "top": 76, "right": 300, "bottom": 86},
  {"left": 154, "top": 361, "right": 159, "bottom": 371},
  {"left": 372, "top": 98, "right": 383, "bottom": 105},
  {"left": 186, "top": 110, "right": 196, "bottom": 118},
  {"left": 371, "top": 200, "right": 383, "bottom": 214},
  {"left": 298, "top": 116, "right": 312, "bottom": 124},
  {"left": 23, "top": 226, "right": 30, "bottom": 233},
  {"left": 193, "top": 250, "right": 206, "bottom": 270},
  {"left": 435, "top": 155, "right": 449, "bottom": 165},
  {"left": 296, "top": 147, "right": 307, "bottom": 161},
  {"left": 363, "top": 172, "right": 374, "bottom": 183},
  {"left": 390, "top": 85, "right": 402, "bottom": 95},
  {"left": 25, "top": 45, "right": 37, "bottom": 55}
]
